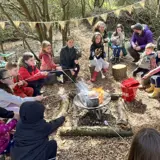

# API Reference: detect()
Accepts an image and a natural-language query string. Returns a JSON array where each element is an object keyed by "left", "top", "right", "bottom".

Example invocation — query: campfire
[{"left": 74, "top": 81, "right": 110, "bottom": 109}]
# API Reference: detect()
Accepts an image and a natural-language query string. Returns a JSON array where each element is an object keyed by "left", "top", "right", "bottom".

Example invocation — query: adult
[
  {"left": 128, "top": 128, "right": 160, "bottom": 160},
  {"left": 128, "top": 23, "right": 153, "bottom": 62}
]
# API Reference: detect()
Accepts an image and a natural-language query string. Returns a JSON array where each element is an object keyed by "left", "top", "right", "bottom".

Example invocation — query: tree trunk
[
  {"left": 60, "top": 126, "right": 133, "bottom": 137},
  {"left": 81, "top": 0, "right": 86, "bottom": 18},
  {"left": 0, "top": 42, "right": 5, "bottom": 54}
]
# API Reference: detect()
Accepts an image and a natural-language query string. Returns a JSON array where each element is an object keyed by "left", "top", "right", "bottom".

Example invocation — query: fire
[{"left": 92, "top": 87, "right": 104, "bottom": 104}]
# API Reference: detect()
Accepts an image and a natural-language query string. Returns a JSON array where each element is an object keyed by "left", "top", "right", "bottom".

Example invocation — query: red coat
[
  {"left": 39, "top": 51, "right": 57, "bottom": 71},
  {"left": 19, "top": 66, "right": 46, "bottom": 82}
]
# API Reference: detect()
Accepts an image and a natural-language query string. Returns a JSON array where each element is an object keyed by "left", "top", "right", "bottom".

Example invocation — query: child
[
  {"left": 143, "top": 65, "right": 160, "bottom": 98},
  {"left": 128, "top": 128, "right": 160, "bottom": 160},
  {"left": 39, "top": 40, "right": 63, "bottom": 83},
  {"left": 89, "top": 32, "right": 109, "bottom": 82},
  {"left": 6, "top": 62, "right": 34, "bottom": 98},
  {"left": 132, "top": 43, "right": 157, "bottom": 78},
  {"left": 0, "top": 69, "right": 43, "bottom": 113},
  {"left": 11, "top": 101, "right": 65, "bottom": 160},
  {"left": 110, "top": 24, "right": 126, "bottom": 63},
  {"left": 0, "top": 118, "right": 17, "bottom": 155},
  {"left": 19, "top": 52, "right": 48, "bottom": 96},
  {"left": 93, "top": 21, "right": 108, "bottom": 43},
  {"left": 60, "top": 36, "right": 80, "bottom": 81}
]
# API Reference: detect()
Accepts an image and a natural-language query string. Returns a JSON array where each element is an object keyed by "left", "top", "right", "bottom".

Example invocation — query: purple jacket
[
  {"left": 0, "top": 119, "right": 17, "bottom": 154},
  {"left": 131, "top": 25, "right": 153, "bottom": 50}
]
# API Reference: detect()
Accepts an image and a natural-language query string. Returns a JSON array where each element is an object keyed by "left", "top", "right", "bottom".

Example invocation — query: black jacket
[
  {"left": 60, "top": 46, "right": 79, "bottom": 69},
  {"left": 89, "top": 43, "right": 106, "bottom": 60},
  {"left": 0, "top": 107, "right": 14, "bottom": 118},
  {"left": 11, "top": 101, "right": 65, "bottom": 160}
]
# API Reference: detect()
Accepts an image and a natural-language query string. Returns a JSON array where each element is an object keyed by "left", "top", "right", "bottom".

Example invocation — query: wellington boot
[
  {"left": 145, "top": 84, "right": 155, "bottom": 93},
  {"left": 91, "top": 71, "right": 99, "bottom": 82},
  {"left": 148, "top": 88, "right": 160, "bottom": 98}
]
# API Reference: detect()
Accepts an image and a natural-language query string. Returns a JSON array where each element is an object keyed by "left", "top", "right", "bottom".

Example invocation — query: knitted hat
[{"left": 131, "top": 23, "right": 143, "bottom": 30}]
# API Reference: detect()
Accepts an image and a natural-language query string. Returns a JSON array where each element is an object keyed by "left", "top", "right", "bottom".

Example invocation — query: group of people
[{"left": 0, "top": 20, "right": 160, "bottom": 159}]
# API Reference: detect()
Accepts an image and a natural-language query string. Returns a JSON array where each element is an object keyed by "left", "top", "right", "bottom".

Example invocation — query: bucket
[{"left": 121, "top": 78, "right": 139, "bottom": 102}]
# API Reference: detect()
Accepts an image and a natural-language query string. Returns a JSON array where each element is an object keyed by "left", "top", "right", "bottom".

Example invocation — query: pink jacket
[
  {"left": 148, "top": 66, "right": 160, "bottom": 77},
  {"left": 0, "top": 119, "right": 17, "bottom": 154}
]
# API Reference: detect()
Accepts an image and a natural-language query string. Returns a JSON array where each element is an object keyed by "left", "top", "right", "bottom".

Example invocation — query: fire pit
[{"left": 73, "top": 82, "right": 111, "bottom": 119}]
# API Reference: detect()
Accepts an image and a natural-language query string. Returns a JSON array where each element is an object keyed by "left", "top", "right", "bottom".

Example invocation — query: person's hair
[
  {"left": 114, "top": 24, "right": 124, "bottom": 36},
  {"left": 5, "top": 61, "right": 18, "bottom": 70},
  {"left": 128, "top": 128, "right": 160, "bottom": 160},
  {"left": 145, "top": 43, "right": 155, "bottom": 50},
  {"left": 18, "top": 52, "right": 34, "bottom": 67},
  {"left": 93, "top": 21, "right": 106, "bottom": 32},
  {"left": 0, "top": 69, "right": 13, "bottom": 94},
  {"left": 42, "top": 40, "right": 51, "bottom": 50},
  {"left": 66, "top": 36, "right": 74, "bottom": 42},
  {"left": 92, "top": 32, "right": 103, "bottom": 44}
]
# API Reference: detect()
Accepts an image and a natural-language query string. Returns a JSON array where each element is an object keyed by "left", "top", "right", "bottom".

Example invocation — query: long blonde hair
[
  {"left": 41, "top": 40, "right": 51, "bottom": 50},
  {"left": 93, "top": 21, "right": 106, "bottom": 32}
]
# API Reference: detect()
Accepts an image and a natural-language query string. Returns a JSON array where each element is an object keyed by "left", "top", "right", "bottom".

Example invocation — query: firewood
[
  {"left": 59, "top": 126, "right": 133, "bottom": 137},
  {"left": 112, "top": 64, "right": 127, "bottom": 81}
]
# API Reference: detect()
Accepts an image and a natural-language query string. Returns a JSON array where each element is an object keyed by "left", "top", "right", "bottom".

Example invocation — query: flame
[{"left": 92, "top": 87, "right": 104, "bottom": 104}]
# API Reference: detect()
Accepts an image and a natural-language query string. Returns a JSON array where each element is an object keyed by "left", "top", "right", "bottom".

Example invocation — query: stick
[{"left": 62, "top": 70, "right": 76, "bottom": 83}]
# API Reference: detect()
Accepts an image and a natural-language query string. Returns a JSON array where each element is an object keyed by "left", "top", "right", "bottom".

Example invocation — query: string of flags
[{"left": 0, "top": 0, "right": 145, "bottom": 30}]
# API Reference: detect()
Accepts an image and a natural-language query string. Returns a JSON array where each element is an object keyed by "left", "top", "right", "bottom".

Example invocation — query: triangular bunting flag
[
  {"left": 59, "top": 21, "right": 66, "bottom": 30},
  {"left": 100, "top": 13, "right": 108, "bottom": 21},
  {"left": 139, "top": 1, "right": 145, "bottom": 8},
  {"left": 13, "top": 21, "right": 20, "bottom": 28},
  {"left": 114, "top": 9, "right": 121, "bottom": 17},
  {"left": 0, "top": 22, "right": 5, "bottom": 30},
  {"left": 126, "top": 5, "right": 133, "bottom": 14},
  {"left": 29, "top": 22, "right": 37, "bottom": 31},
  {"left": 87, "top": 17, "right": 94, "bottom": 25},
  {"left": 44, "top": 22, "right": 52, "bottom": 31}
]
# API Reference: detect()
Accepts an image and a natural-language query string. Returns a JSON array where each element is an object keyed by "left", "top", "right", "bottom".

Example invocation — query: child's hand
[
  {"left": 56, "top": 66, "right": 62, "bottom": 71},
  {"left": 142, "top": 74, "right": 148, "bottom": 79},
  {"left": 35, "top": 95, "right": 44, "bottom": 101},
  {"left": 135, "top": 46, "right": 141, "bottom": 51},
  {"left": 74, "top": 60, "right": 79, "bottom": 64},
  {"left": 41, "top": 71, "right": 48, "bottom": 76},
  {"left": 70, "top": 70, "right": 75, "bottom": 75},
  {"left": 13, "top": 113, "right": 19, "bottom": 120},
  {"left": 17, "top": 81, "right": 24, "bottom": 86}
]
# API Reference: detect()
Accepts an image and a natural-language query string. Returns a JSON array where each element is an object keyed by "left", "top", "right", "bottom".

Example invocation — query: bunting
[
  {"left": 100, "top": 13, "right": 108, "bottom": 21},
  {"left": 87, "top": 17, "right": 94, "bottom": 25},
  {"left": 0, "top": 0, "right": 146, "bottom": 30},
  {"left": 0, "top": 22, "right": 5, "bottom": 29},
  {"left": 59, "top": 21, "right": 66, "bottom": 30},
  {"left": 29, "top": 22, "right": 37, "bottom": 31},
  {"left": 13, "top": 21, "right": 20, "bottom": 28}
]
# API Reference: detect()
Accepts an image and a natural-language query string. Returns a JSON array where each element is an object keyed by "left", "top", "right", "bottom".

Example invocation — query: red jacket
[
  {"left": 39, "top": 51, "right": 57, "bottom": 71},
  {"left": 19, "top": 66, "right": 46, "bottom": 82},
  {"left": 13, "top": 75, "right": 28, "bottom": 93}
]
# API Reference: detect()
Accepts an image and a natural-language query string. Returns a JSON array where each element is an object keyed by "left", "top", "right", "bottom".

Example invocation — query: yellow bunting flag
[
  {"left": 44, "top": 22, "right": 52, "bottom": 31},
  {"left": 29, "top": 22, "right": 37, "bottom": 31},
  {"left": 0, "top": 22, "right": 5, "bottom": 30},
  {"left": 100, "top": 13, "right": 108, "bottom": 21},
  {"left": 87, "top": 17, "right": 94, "bottom": 25},
  {"left": 59, "top": 21, "right": 66, "bottom": 30},
  {"left": 126, "top": 5, "right": 133, "bottom": 14},
  {"left": 13, "top": 21, "right": 20, "bottom": 28},
  {"left": 139, "top": 1, "right": 145, "bottom": 8},
  {"left": 114, "top": 9, "right": 121, "bottom": 17}
]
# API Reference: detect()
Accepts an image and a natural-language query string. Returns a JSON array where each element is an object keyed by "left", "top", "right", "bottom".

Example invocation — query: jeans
[{"left": 150, "top": 75, "right": 160, "bottom": 87}]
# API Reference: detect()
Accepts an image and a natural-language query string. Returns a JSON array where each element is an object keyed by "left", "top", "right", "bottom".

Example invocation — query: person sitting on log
[
  {"left": 5, "top": 62, "right": 34, "bottom": 98},
  {"left": 60, "top": 36, "right": 80, "bottom": 82},
  {"left": 128, "top": 23, "right": 153, "bottom": 62},
  {"left": 11, "top": 101, "right": 65, "bottom": 160},
  {"left": 0, "top": 69, "right": 44, "bottom": 113},
  {"left": 18, "top": 52, "right": 48, "bottom": 96},
  {"left": 39, "top": 40, "right": 63, "bottom": 83},
  {"left": 110, "top": 24, "right": 126, "bottom": 63},
  {"left": 89, "top": 32, "right": 109, "bottom": 82},
  {"left": 93, "top": 21, "right": 108, "bottom": 43},
  {"left": 132, "top": 43, "right": 157, "bottom": 78},
  {"left": 128, "top": 128, "right": 160, "bottom": 160}
]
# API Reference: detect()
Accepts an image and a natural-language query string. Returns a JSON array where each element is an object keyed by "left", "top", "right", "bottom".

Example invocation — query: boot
[
  {"left": 91, "top": 71, "right": 99, "bottom": 82},
  {"left": 148, "top": 88, "right": 160, "bottom": 98},
  {"left": 102, "top": 68, "right": 108, "bottom": 73},
  {"left": 145, "top": 84, "right": 155, "bottom": 93}
]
